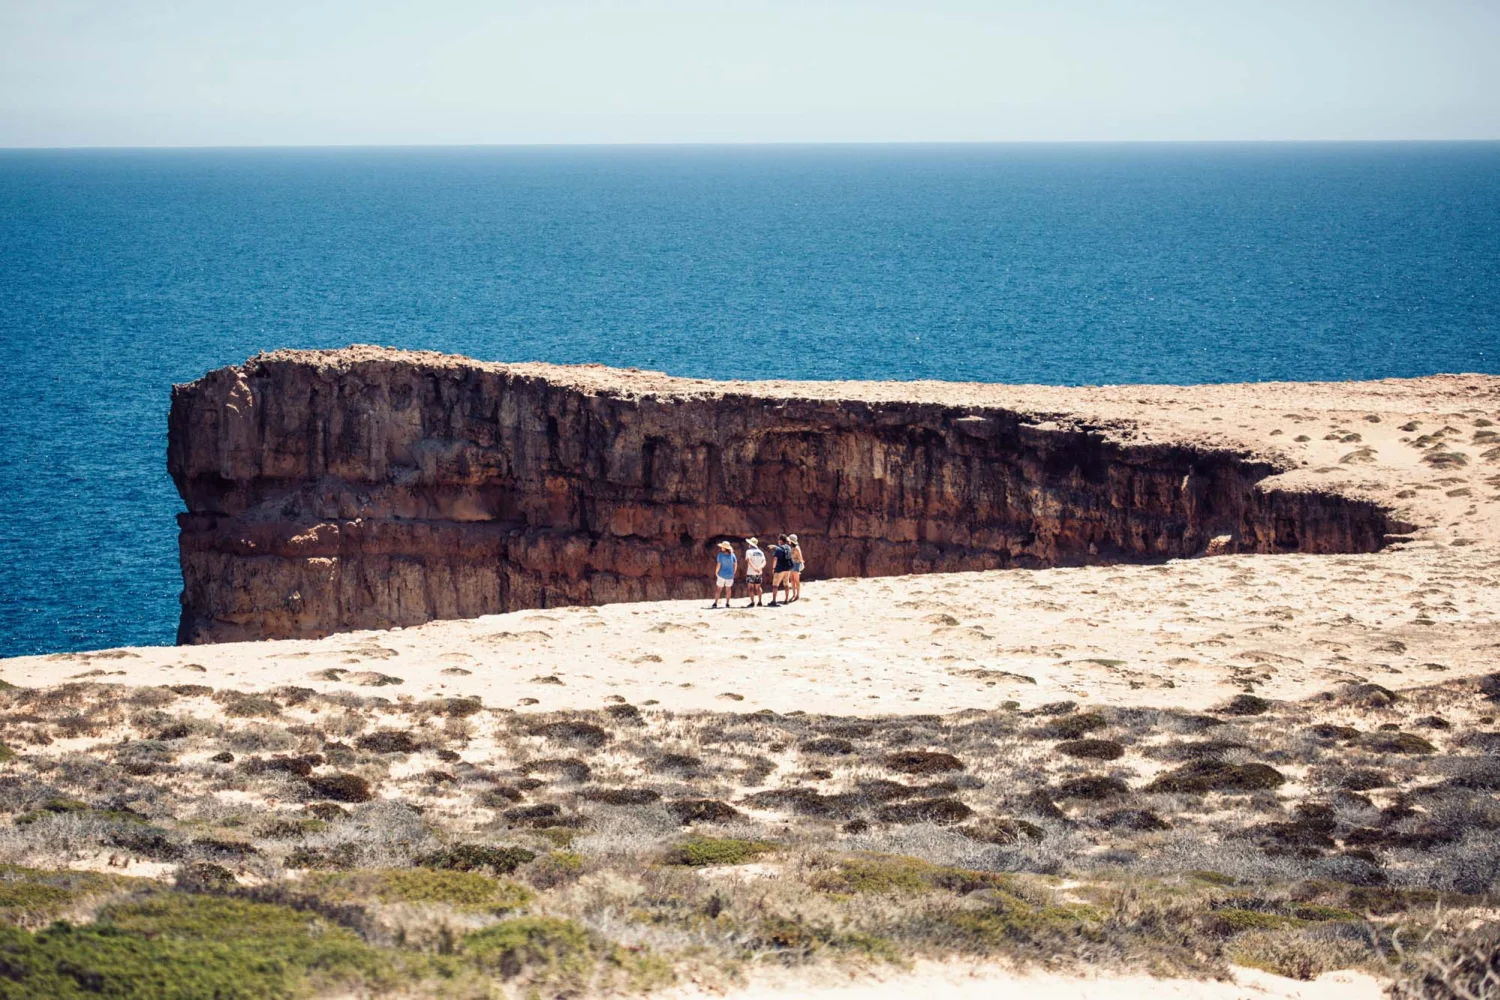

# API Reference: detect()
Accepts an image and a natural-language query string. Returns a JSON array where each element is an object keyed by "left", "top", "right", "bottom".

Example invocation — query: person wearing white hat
[
  {"left": 710, "top": 540, "right": 737, "bottom": 609},
  {"left": 742, "top": 536, "right": 766, "bottom": 607},
  {"left": 788, "top": 533, "right": 805, "bottom": 602}
]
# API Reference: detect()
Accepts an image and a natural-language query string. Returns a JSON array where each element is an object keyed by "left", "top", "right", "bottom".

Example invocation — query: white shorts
[{"left": 715, "top": 577, "right": 734, "bottom": 590}]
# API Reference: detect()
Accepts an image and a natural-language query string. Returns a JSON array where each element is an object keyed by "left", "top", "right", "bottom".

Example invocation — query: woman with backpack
[{"left": 788, "top": 533, "right": 805, "bottom": 602}]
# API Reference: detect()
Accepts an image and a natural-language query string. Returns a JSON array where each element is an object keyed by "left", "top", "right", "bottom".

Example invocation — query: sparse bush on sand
[
  {"left": 0, "top": 676, "right": 1497, "bottom": 994},
  {"left": 665, "top": 836, "right": 775, "bottom": 867}
]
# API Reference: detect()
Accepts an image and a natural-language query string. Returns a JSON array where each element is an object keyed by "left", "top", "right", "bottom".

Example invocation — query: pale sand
[
  {"left": 4, "top": 372, "right": 1498, "bottom": 715},
  {"left": 660, "top": 961, "right": 1383, "bottom": 1000}
]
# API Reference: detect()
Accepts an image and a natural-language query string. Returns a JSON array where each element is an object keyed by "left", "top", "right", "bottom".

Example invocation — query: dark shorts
[{"left": 745, "top": 573, "right": 762, "bottom": 584}]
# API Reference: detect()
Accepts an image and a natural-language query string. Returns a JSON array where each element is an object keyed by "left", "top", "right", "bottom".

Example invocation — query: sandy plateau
[
  {"left": 2, "top": 371, "right": 1499, "bottom": 999},
  {"left": 15, "top": 370, "right": 1500, "bottom": 716}
]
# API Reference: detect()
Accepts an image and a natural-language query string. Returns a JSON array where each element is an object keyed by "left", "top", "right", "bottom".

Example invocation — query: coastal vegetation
[{"left": 1, "top": 675, "right": 1498, "bottom": 997}]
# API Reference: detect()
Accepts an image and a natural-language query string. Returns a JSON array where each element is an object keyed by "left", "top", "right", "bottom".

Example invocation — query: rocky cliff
[{"left": 167, "top": 347, "right": 1396, "bottom": 643}]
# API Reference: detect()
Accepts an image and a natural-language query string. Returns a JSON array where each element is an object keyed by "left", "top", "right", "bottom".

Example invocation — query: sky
[{"left": 1, "top": 0, "right": 1498, "bottom": 147}]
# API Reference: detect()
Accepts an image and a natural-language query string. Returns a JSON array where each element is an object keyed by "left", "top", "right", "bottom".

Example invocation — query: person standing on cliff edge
[
  {"left": 711, "top": 541, "right": 737, "bottom": 609},
  {"left": 788, "top": 533, "right": 805, "bottom": 602},
  {"left": 768, "top": 535, "right": 793, "bottom": 607},
  {"left": 743, "top": 537, "right": 766, "bottom": 607}
]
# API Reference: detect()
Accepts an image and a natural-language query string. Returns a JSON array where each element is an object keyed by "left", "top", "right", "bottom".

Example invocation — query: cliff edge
[{"left": 167, "top": 346, "right": 1404, "bottom": 643}]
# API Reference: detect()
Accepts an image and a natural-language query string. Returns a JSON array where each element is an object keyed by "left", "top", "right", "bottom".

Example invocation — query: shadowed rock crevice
[{"left": 168, "top": 347, "right": 1394, "bottom": 643}]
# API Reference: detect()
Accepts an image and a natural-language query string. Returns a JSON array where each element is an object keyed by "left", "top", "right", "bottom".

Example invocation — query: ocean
[{"left": 1, "top": 143, "right": 1497, "bottom": 657}]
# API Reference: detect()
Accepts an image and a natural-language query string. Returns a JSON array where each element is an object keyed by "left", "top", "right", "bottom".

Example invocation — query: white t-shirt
[{"left": 745, "top": 546, "right": 766, "bottom": 574}]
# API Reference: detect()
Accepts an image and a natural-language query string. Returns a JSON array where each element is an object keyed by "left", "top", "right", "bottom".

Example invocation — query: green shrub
[
  {"left": 1290, "top": 904, "right": 1359, "bottom": 922},
  {"left": 462, "top": 916, "right": 592, "bottom": 979},
  {"left": 0, "top": 882, "right": 75, "bottom": 921},
  {"left": 459, "top": 916, "right": 671, "bottom": 991},
  {"left": 0, "top": 895, "right": 388, "bottom": 999},
  {"left": 284, "top": 843, "right": 359, "bottom": 871},
  {"left": 1214, "top": 908, "right": 1305, "bottom": 932},
  {"left": 811, "top": 854, "right": 1011, "bottom": 897},
  {"left": 218, "top": 694, "right": 282, "bottom": 718},
  {"left": 547, "top": 851, "right": 584, "bottom": 873},
  {"left": 0, "top": 867, "right": 142, "bottom": 928},
  {"left": 174, "top": 863, "right": 236, "bottom": 893},
  {"left": 665, "top": 837, "right": 775, "bottom": 867},
  {"left": 928, "top": 897, "right": 1102, "bottom": 951},
  {"left": 302, "top": 869, "right": 533, "bottom": 913},
  {"left": 755, "top": 915, "right": 901, "bottom": 962},
  {"left": 13, "top": 799, "right": 91, "bottom": 826},
  {"left": 815, "top": 855, "right": 932, "bottom": 895},
  {"left": 414, "top": 844, "right": 536, "bottom": 875},
  {"left": 1188, "top": 870, "right": 1238, "bottom": 887},
  {"left": 1228, "top": 927, "right": 1370, "bottom": 981}
]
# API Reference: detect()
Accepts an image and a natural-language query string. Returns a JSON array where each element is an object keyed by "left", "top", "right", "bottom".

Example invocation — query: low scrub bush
[
  {"left": 459, "top": 915, "right": 668, "bottom": 992},
  {"left": 533, "top": 721, "right": 610, "bottom": 749},
  {"left": 302, "top": 868, "right": 533, "bottom": 913},
  {"left": 667, "top": 799, "right": 740, "bottom": 824},
  {"left": 582, "top": 787, "right": 661, "bottom": 806},
  {"left": 305, "top": 773, "right": 372, "bottom": 803},
  {"left": 0, "top": 866, "right": 143, "bottom": 929},
  {"left": 811, "top": 853, "right": 1011, "bottom": 897},
  {"left": 874, "top": 797, "right": 973, "bottom": 825},
  {"left": 882, "top": 751, "right": 964, "bottom": 775},
  {"left": 1037, "top": 713, "right": 1110, "bottom": 739},
  {"left": 1055, "top": 739, "right": 1125, "bottom": 760},
  {"left": 414, "top": 844, "right": 536, "bottom": 875},
  {"left": 0, "top": 894, "right": 389, "bottom": 999},
  {"left": 665, "top": 837, "right": 775, "bottom": 867},
  {"left": 353, "top": 731, "right": 418, "bottom": 754},
  {"left": 1147, "top": 761, "right": 1286, "bottom": 793}
]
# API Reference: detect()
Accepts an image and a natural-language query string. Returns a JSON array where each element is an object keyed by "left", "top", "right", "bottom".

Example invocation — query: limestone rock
[{"left": 168, "top": 346, "right": 1392, "bottom": 643}]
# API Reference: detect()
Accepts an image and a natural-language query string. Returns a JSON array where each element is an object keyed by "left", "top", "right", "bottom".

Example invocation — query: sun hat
[
  {"left": 788, "top": 533, "right": 798, "bottom": 544},
  {"left": 718, "top": 540, "right": 732, "bottom": 551},
  {"left": 745, "top": 537, "right": 758, "bottom": 546}
]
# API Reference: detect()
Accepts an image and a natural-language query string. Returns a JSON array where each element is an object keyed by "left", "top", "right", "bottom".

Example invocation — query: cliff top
[
  {"left": 243, "top": 344, "right": 1498, "bottom": 414},
  {"left": 226, "top": 344, "right": 1500, "bottom": 523}
]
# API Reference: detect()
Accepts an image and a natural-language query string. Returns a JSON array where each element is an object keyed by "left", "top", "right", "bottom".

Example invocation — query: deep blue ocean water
[{"left": 1, "top": 143, "right": 1497, "bottom": 657}]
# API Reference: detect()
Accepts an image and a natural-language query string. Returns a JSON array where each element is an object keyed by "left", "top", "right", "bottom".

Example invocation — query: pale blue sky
[{"left": 2, "top": 0, "right": 1497, "bottom": 146}]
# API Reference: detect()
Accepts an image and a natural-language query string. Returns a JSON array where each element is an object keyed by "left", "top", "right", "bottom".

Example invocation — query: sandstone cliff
[{"left": 167, "top": 346, "right": 1395, "bottom": 643}]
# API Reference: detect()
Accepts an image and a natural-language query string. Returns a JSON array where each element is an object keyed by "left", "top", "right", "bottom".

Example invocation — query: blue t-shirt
[{"left": 716, "top": 551, "right": 737, "bottom": 580}]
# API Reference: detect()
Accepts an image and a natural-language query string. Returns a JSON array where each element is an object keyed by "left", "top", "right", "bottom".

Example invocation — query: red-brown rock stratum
[{"left": 167, "top": 346, "right": 1456, "bottom": 643}]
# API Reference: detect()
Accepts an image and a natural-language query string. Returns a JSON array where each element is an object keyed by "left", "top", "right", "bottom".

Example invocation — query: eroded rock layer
[{"left": 168, "top": 347, "right": 1393, "bottom": 643}]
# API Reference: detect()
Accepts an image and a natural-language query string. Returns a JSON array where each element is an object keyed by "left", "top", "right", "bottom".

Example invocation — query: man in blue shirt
[
  {"left": 710, "top": 540, "right": 737, "bottom": 609},
  {"left": 768, "top": 534, "right": 793, "bottom": 607}
]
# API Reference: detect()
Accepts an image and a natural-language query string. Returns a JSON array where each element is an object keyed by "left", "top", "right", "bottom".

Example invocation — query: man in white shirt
[{"left": 742, "top": 536, "right": 766, "bottom": 608}]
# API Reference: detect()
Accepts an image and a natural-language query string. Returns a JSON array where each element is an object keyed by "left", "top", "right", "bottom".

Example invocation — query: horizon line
[{"left": 5, "top": 137, "right": 1500, "bottom": 152}]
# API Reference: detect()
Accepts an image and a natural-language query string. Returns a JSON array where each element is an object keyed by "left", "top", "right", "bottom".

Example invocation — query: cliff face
[{"left": 168, "top": 348, "right": 1394, "bottom": 643}]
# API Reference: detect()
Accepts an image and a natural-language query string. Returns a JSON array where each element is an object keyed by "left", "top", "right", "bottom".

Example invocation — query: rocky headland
[
  {"left": 168, "top": 346, "right": 1419, "bottom": 644},
  {"left": 2, "top": 355, "right": 1497, "bottom": 999}
]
